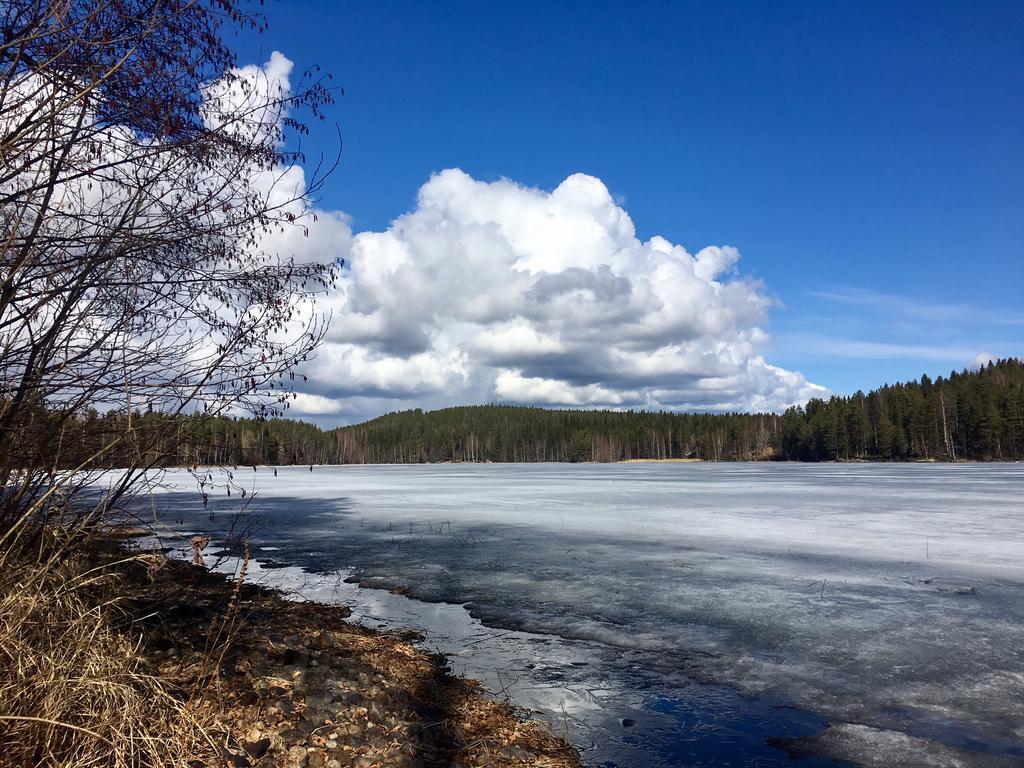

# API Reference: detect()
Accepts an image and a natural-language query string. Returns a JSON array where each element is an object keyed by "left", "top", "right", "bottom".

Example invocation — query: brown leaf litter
[{"left": 120, "top": 547, "right": 584, "bottom": 768}]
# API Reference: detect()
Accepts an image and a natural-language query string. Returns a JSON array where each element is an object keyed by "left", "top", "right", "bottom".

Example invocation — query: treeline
[
  {"left": 35, "top": 410, "right": 339, "bottom": 469},
  {"left": 47, "top": 358, "right": 1024, "bottom": 466},
  {"left": 46, "top": 406, "right": 778, "bottom": 466},
  {"left": 334, "top": 406, "right": 779, "bottom": 463},
  {"left": 336, "top": 359, "right": 1024, "bottom": 463},
  {"left": 339, "top": 359, "right": 1024, "bottom": 463},
  {"left": 777, "top": 358, "right": 1024, "bottom": 461}
]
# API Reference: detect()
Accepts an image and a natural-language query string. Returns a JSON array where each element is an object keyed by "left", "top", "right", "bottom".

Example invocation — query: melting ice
[{"left": 135, "top": 462, "right": 1024, "bottom": 767}]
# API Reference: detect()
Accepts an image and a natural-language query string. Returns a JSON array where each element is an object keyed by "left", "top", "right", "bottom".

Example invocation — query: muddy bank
[{"left": 111, "top": 539, "right": 582, "bottom": 768}]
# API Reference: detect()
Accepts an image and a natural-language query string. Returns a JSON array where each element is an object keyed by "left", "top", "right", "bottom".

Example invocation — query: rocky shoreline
[{"left": 113, "top": 541, "right": 582, "bottom": 768}]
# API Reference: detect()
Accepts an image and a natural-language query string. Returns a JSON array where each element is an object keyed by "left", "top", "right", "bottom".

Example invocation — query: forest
[{"left": 48, "top": 358, "right": 1024, "bottom": 466}]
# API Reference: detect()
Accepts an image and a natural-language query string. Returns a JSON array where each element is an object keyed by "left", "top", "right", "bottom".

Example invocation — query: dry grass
[
  {"left": 0, "top": 543, "right": 214, "bottom": 768},
  {"left": 0, "top": 530, "right": 583, "bottom": 768}
]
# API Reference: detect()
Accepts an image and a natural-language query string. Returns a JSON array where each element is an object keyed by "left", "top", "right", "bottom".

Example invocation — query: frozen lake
[{"left": 136, "top": 463, "right": 1024, "bottom": 767}]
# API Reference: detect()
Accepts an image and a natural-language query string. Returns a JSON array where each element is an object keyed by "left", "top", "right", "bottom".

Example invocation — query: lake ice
[{"left": 134, "top": 462, "right": 1024, "bottom": 767}]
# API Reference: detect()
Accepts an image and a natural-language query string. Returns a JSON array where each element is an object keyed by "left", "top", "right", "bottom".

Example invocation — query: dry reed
[{"left": 0, "top": 542, "right": 214, "bottom": 767}]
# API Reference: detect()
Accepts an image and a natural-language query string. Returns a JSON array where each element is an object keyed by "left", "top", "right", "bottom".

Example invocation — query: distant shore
[{"left": 617, "top": 457, "right": 703, "bottom": 463}]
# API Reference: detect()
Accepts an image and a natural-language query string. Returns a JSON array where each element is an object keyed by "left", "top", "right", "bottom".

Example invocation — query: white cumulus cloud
[{"left": 297, "top": 168, "right": 827, "bottom": 421}]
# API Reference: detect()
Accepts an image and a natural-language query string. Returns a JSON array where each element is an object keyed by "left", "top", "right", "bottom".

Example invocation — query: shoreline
[
  {"left": 125, "top": 457, "right": 1016, "bottom": 472},
  {"left": 616, "top": 457, "right": 702, "bottom": 463},
  {"left": 109, "top": 535, "right": 582, "bottom": 768}
]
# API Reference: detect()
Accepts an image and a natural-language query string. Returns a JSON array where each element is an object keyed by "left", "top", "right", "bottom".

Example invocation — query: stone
[
  {"left": 271, "top": 697, "right": 295, "bottom": 717},
  {"left": 283, "top": 648, "right": 310, "bottom": 667},
  {"left": 305, "top": 693, "right": 334, "bottom": 711},
  {"left": 242, "top": 737, "right": 272, "bottom": 759},
  {"left": 286, "top": 745, "right": 307, "bottom": 767},
  {"left": 501, "top": 746, "right": 534, "bottom": 761},
  {"left": 279, "top": 726, "right": 309, "bottom": 744},
  {"left": 220, "top": 747, "right": 251, "bottom": 768}
]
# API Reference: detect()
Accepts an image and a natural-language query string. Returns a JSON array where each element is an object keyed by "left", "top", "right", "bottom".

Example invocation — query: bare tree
[{"left": 0, "top": 0, "right": 340, "bottom": 547}]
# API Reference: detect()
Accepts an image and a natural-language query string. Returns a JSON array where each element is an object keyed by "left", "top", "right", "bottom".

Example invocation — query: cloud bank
[{"left": 293, "top": 166, "right": 826, "bottom": 421}]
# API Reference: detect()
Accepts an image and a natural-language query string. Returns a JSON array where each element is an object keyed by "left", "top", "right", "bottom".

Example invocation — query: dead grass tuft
[{"left": 0, "top": 545, "right": 213, "bottom": 767}]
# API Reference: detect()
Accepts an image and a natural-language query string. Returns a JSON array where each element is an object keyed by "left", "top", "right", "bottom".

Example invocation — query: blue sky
[{"left": 232, "top": 1, "right": 1022, "bottom": 419}]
